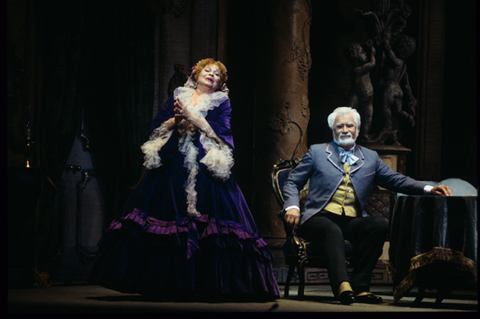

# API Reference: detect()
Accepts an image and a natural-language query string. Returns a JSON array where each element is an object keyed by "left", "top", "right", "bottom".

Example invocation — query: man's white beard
[{"left": 334, "top": 132, "right": 357, "bottom": 147}]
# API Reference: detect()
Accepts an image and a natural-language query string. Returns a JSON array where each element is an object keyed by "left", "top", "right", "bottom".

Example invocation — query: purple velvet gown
[{"left": 88, "top": 87, "right": 281, "bottom": 300}]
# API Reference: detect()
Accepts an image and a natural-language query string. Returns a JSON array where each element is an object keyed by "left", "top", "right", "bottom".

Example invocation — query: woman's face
[{"left": 197, "top": 64, "right": 222, "bottom": 91}]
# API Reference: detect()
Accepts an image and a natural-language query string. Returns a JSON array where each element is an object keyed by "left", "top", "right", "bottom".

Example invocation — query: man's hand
[
  {"left": 285, "top": 208, "right": 301, "bottom": 230},
  {"left": 431, "top": 185, "right": 452, "bottom": 196}
]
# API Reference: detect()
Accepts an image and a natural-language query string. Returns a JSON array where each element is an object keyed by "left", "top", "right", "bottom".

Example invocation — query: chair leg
[
  {"left": 435, "top": 288, "right": 453, "bottom": 304},
  {"left": 414, "top": 285, "right": 425, "bottom": 304},
  {"left": 297, "top": 265, "right": 305, "bottom": 298},
  {"left": 285, "top": 265, "right": 295, "bottom": 298}
]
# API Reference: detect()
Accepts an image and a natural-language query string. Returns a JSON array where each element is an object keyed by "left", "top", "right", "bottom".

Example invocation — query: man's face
[{"left": 333, "top": 113, "right": 358, "bottom": 148}]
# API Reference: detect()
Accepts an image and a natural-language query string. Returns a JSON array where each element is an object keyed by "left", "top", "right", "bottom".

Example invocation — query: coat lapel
[
  {"left": 350, "top": 145, "right": 365, "bottom": 173},
  {"left": 326, "top": 142, "right": 343, "bottom": 172}
]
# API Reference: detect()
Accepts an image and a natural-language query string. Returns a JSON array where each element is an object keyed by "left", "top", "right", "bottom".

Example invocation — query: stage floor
[{"left": 8, "top": 283, "right": 478, "bottom": 313}]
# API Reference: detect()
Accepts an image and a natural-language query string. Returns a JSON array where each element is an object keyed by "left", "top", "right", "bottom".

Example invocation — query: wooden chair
[{"left": 271, "top": 157, "right": 355, "bottom": 298}]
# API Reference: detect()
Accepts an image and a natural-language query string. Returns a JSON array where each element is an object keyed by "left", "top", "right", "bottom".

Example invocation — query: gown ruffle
[{"left": 87, "top": 88, "right": 281, "bottom": 300}]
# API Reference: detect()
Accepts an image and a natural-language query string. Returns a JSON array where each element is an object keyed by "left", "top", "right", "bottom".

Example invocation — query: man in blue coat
[{"left": 282, "top": 106, "right": 451, "bottom": 305}]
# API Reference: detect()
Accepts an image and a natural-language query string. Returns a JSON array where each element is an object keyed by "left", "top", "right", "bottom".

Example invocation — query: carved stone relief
[
  {"left": 346, "top": 0, "right": 417, "bottom": 147},
  {"left": 270, "top": 102, "right": 293, "bottom": 136}
]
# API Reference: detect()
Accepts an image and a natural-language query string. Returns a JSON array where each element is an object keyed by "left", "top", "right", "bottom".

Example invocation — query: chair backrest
[
  {"left": 271, "top": 158, "right": 310, "bottom": 210},
  {"left": 271, "top": 157, "right": 309, "bottom": 235},
  {"left": 272, "top": 158, "right": 300, "bottom": 207},
  {"left": 270, "top": 122, "right": 308, "bottom": 235}
]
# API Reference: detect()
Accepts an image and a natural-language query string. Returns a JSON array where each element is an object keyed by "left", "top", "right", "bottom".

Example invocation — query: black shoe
[
  {"left": 355, "top": 293, "right": 383, "bottom": 304},
  {"left": 338, "top": 291, "right": 355, "bottom": 305}
]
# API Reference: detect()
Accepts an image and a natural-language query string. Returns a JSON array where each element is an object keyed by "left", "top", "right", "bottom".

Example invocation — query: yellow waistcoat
[{"left": 324, "top": 163, "right": 359, "bottom": 217}]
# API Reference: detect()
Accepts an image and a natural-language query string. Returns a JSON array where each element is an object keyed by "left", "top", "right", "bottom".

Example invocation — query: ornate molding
[
  {"left": 300, "top": 95, "right": 310, "bottom": 120},
  {"left": 285, "top": 2, "right": 312, "bottom": 81},
  {"left": 269, "top": 102, "right": 293, "bottom": 135}
]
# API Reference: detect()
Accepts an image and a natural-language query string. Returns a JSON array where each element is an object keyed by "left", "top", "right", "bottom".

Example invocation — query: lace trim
[
  {"left": 141, "top": 122, "right": 173, "bottom": 169},
  {"left": 175, "top": 87, "right": 229, "bottom": 113},
  {"left": 178, "top": 127, "right": 201, "bottom": 217},
  {"left": 199, "top": 118, "right": 234, "bottom": 181}
]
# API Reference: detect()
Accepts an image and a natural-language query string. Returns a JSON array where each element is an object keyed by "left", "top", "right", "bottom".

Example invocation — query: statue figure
[
  {"left": 345, "top": 40, "right": 376, "bottom": 142},
  {"left": 355, "top": 0, "right": 411, "bottom": 47},
  {"left": 375, "top": 31, "right": 416, "bottom": 144},
  {"left": 346, "top": 0, "right": 417, "bottom": 146},
  {"left": 167, "top": 64, "right": 188, "bottom": 96}
]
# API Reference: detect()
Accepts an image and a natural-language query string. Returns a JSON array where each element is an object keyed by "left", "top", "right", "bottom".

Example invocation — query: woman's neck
[
  {"left": 195, "top": 83, "right": 215, "bottom": 95},
  {"left": 190, "top": 85, "right": 215, "bottom": 106}
]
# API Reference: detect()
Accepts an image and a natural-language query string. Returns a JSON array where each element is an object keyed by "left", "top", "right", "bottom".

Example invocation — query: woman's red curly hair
[{"left": 191, "top": 58, "right": 228, "bottom": 89}]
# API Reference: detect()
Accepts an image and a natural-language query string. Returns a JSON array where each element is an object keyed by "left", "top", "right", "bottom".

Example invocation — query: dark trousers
[{"left": 297, "top": 211, "right": 389, "bottom": 295}]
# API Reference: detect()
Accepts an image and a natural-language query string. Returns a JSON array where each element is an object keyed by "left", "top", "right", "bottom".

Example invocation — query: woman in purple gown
[{"left": 88, "top": 58, "right": 281, "bottom": 300}]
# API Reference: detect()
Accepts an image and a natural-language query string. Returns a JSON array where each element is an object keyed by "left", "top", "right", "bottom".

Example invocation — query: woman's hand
[
  {"left": 174, "top": 98, "right": 208, "bottom": 132},
  {"left": 174, "top": 99, "right": 192, "bottom": 122},
  {"left": 164, "top": 99, "right": 190, "bottom": 131}
]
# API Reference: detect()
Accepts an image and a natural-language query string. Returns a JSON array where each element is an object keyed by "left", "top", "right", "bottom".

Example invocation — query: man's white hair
[{"left": 327, "top": 106, "right": 361, "bottom": 131}]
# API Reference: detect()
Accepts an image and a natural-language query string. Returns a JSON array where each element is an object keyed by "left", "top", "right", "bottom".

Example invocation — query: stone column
[{"left": 253, "top": 0, "right": 312, "bottom": 240}]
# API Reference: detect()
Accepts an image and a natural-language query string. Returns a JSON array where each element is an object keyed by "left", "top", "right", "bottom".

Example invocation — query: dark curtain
[
  {"left": 84, "top": 0, "right": 155, "bottom": 225},
  {"left": 36, "top": 0, "right": 88, "bottom": 273},
  {"left": 35, "top": 0, "right": 155, "bottom": 274}
]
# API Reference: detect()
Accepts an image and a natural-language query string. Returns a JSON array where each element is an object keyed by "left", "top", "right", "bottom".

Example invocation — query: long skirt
[{"left": 87, "top": 149, "right": 281, "bottom": 300}]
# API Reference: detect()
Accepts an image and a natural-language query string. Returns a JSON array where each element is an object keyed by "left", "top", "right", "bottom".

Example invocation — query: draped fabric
[
  {"left": 83, "top": 0, "right": 155, "bottom": 224},
  {"left": 388, "top": 195, "right": 477, "bottom": 302},
  {"left": 36, "top": 0, "right": 89, "bottom": 273},
  {"left": 34, "top": 0, "right": 155, "bottom": 274}
]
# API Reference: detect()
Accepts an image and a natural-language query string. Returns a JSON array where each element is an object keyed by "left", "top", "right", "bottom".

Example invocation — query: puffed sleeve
[
  {"left": 198, "top": 99, "right": 235, "bottom": 181},
  {"left": 140, "top": 95, "right": 176, "bottom": 169}
]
